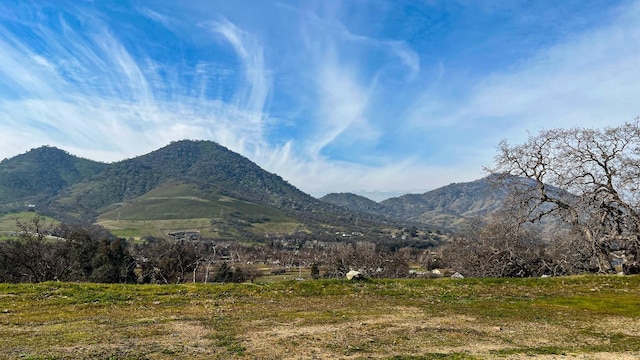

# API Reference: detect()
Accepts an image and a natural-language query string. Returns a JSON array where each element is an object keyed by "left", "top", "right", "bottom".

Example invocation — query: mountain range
[
  {"left": 320, "top": 177, "right": 507, "bottom": 230},
  {"left": 0, "top": 140, "right": 511, "bottom": 238}
]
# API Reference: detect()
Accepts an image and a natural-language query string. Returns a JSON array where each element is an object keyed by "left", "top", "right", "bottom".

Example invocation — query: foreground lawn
[{"left": 1, "top": 276, "right": 639, "bottom": 359}]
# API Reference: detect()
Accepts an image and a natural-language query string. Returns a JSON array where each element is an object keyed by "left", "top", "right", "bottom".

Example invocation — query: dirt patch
[
  {"left": 506, "top": 353, "right": 640, "bottom": 360},
  {"left": 241, "top": 306, "right": 640, "bottom": 359},
  {"left": 593, "top": 316, "right": 640, "bottom": 337},
  {"left": 42, "top": 320, "right": 216, "bottom": 359},
  {"left": 243, "top": 308, "right": 521, "bottom": 358}
]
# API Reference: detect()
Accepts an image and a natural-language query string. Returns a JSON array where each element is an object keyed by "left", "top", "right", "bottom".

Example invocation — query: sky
[{"left": 1, "top": 1, "right": 639, "bottom": 201}]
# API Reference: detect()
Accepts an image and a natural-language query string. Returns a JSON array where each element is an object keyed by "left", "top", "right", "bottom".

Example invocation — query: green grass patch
[
  {"left": 95, "top": 181, "right": 300, "bottom": 238},
  {"left": 0, "top": 212, "right": 59, "bottom": 237}
]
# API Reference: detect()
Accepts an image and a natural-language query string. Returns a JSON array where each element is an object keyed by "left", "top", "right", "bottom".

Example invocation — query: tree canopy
[{"left": 488, "top": 120, "right": 640, "bottom": 273}]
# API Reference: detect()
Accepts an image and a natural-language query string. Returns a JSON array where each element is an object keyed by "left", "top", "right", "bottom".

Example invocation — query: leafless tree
[
  {"left": 444, "top": 213, "right": 552, "bottom": 277},
  {"left": 487, "top": 120, "right": 640, "bottom": 274}
]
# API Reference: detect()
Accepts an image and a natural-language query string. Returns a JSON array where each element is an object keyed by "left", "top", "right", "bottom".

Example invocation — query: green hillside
[
  {"left": 0, "top": 146, "right": 107, "bottom": 213},
  {"left": 95, "top": 181, "right": 301, "bottom": 239},
  {"left": 48, "top": 140, "right": 352, "bottom": 225},
  {"left": 320, "top": 192, "right": 390, "bottom": 217},
  {"left": 0, "top": 212, "right": 59, "bottom": 237},
  {"left": 0, "top": 141, "right": 389, "bottom": 239}
]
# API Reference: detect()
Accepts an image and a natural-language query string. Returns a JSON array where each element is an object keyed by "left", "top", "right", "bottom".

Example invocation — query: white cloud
[
  {"left": 387, "top": 40, "right": 420, "bottom": 81},
  {"left": 259, "top": 147, "right": 481, "bottom": 200},
  {"left": 310, "top": 59, "right": 374, "bottom": 157},
  {"left": 137, "top": 7, "right": 179, "bottom": 31},
  {"left": 211, "top": 18, "right": 270, "bottom": 115},
  {"left": 0, "top": 8, "right": 273, "bottom": 163}
]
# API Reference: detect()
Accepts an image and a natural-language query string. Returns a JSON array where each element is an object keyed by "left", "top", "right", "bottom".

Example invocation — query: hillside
[
  {"left": 381, "top": 177, "right": 507, "bottom": 229},
  {"left": 321, "top": 176, "right": 570, "bottom": 232},
  {"left": 0, "top": 141, "right": 368, "bottom": 238},
  {"left": 0, "top": 141, "right": 536, "bottom": 237},
  {"left": 0, "top": 146, "right": 107, "bottom": 213},
  {"left": 50, "top": 141, "right": 354, "bottom": 224},
  {"left": 319, "top": 192, "right": 390, "bottom": 217},
  {"left": 320, "top": 178, "right": 507, "bottom": 231},
  {"left": 95, "top": 181, "right": 301, "bottom": 239}
]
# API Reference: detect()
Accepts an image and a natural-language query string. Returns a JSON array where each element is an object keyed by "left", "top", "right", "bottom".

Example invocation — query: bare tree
[
  {"left": 444, "top": 213, "right": 551, "bottom": 277},
  {"left": 487, "top": 120, "right": 640, "bottom": 274}
]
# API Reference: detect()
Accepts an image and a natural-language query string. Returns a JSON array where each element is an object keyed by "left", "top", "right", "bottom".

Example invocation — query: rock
[
  {"left": 346, "top": 270, "right": 364, "bottom": 280},
  {"left": 451, "top": 272, "right": 464, "bottom": 279}
]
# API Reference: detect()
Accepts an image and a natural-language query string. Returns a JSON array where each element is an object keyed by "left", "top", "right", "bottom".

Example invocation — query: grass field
[
  {"left": 0, "top": 212, "right": 58, "bottom": 238},
  {"left": 95, "top": 181, "right": 301, "bottom": 239},
  {"left": 1, "top": 276, "right": 639, "bottom": 359}
]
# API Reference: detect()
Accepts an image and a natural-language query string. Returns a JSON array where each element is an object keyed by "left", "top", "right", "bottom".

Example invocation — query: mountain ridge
[
  {"left": 322, "top": 177, "right": 509, "bottom": 231},
  {"left": 0, "top": 141, "right": 368, "bottom": 235}
]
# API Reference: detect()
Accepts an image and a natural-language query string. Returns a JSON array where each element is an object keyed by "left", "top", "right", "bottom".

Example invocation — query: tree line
[{"left": 0, "top": 217, "right": 418, "bottom": 283}]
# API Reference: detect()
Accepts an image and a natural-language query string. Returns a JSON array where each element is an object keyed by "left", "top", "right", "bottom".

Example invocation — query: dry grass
[{"left": 1, "top": 276, "right": 639, "bottom": 359}]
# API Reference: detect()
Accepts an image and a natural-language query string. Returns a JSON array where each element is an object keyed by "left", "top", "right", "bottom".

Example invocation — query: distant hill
[
  {"left": 0, "top": 146, "right": 107, "bottom": 213},
  {"left": 321, "top": 177, "right": 511, "bottom": 231},
  {"left": 1, "top": 141, "right": 553, "bottom": 238},
  {"left": 319, "top": 193, "right": 390, "bottom": 217},
  {"left": 321, "top": 176, "right": 568, "bottom": 232},
  {"left": 380, "top": 177, "right": 507, "bottom": 230}
]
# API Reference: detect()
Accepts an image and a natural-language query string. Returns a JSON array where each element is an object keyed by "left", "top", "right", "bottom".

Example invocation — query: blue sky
[{"left": 1, "top": 1, "right": 639, "bottom": 200}]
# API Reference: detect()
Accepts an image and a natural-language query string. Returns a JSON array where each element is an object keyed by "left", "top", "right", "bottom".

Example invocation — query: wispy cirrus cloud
[
  {"left": 207, "top": 17, "right": 272, "bottom": 155},
  {"left": 0, "top": 3, "right": 273, "bottom": 162},
  {"left": 211, "top": 18, "right": 270, "bottom": 115},
  {"left": 290, "top": 3, "right": 420, "bottom": 164},
  {"left": 310, "top": 58, "right": 373, "bottom": 158}
]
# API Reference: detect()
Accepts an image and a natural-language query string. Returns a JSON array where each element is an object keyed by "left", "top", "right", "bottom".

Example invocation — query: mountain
[
  {"left": 380, "top": 177, "right": 507, "bottom": 230},
  {"left": 51, "top": 141, "right": 354, "bottom": 221},
  {"left": 1, "top": 141, "right": 543, "bottom": 238},
  {"left": 0, "top": 146, "right": 107, "bottom": 213},
  {"left": 319, "top": 193, "right": 389, "bottom": 217},
  {"left": 0, "top": 141, "right": 364, "bottom": 238},
  {"left": 321, "top": 176, "right": 570, "bottom": 232},
  {"left": 321, "top": 177, "right": 510, "bottom": 231}
]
